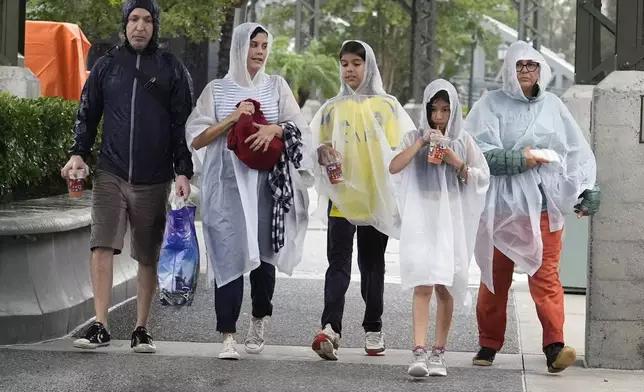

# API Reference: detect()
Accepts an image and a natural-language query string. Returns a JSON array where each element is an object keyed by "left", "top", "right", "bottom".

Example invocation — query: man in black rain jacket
[{"left": 61, "top": 0, "right": 194, "bottom": 354}]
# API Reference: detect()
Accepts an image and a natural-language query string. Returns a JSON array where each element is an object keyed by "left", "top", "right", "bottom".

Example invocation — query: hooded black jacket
[{"left": 70, "top": 0, "right": 194, "bottom": 184}]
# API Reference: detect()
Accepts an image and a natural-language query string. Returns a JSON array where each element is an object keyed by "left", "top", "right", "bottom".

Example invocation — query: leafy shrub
[{"left": 0, "top": 93, "right": 101, "bottom": 203}]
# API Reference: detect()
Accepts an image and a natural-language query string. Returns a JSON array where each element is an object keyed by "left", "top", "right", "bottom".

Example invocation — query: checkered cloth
[{"left": 269, "top": 121, "right": 303, "bottom": 253}]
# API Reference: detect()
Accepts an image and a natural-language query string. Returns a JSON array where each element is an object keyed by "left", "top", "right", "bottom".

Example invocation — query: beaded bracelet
[{"left": 456, "top": 162, "right": 469, "bottom": 184}]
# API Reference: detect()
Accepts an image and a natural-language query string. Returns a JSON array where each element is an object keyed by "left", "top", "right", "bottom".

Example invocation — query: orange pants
[{"left": 476, "top": 212, "right": 565, "bottom": 351}]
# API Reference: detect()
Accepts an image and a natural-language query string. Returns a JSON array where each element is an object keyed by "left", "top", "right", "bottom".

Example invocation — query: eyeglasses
[{"left": 516, "top": 62, "right": 539, "bottom": 72}]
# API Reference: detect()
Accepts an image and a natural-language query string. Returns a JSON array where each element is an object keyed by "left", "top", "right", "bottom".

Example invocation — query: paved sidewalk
[
  {"left": 1, "top": 188, "right": 643, "bottom": 391},
  {"left": 513, "top": 282, "right": 644, "bottom": 391},
  {"left": 0, "top": 343, "right": 524, "bottom": 392},
  {"left": 173, "top": 187, "right": 644, "bottom": 391}
]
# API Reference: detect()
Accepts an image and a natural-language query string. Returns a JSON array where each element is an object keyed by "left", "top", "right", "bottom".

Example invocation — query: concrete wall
[
  {"left": 0, "top": 65, "right": 40, "bottom": 98},
  {"left": 0, "top": 193, "right": 138, "bottom": 345},
  {"left": 586, "top": 70, "right": 644, "bottom": 370},
  {"left": 561, "top": 85, "right": 594, "bottom": 141},
  {"left": 559, "top": 85, "right": 594, "bottom": 293}
]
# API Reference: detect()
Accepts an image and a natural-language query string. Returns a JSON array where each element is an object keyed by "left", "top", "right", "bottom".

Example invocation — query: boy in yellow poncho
[
  {"left": 319, "top": 94, "right": 401, "bottom": 221},
  {"left": 309, "top": 40, "right": 415, "bottom": 361}
]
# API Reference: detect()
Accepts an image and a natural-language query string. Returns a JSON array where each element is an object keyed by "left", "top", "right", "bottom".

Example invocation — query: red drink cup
[
  {"left": 67, "top": 169, "right": 86, "bottom": 198},
  {"left": 427, "top": 134, "right": 448, "bottom": 165},
  {"left": 326, "top": 162, "right": 344, "bottom": 184}
]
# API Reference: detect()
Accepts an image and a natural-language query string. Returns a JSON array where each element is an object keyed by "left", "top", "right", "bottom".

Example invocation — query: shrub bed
[{"left": 0, "top": 92, "right": 101, "bottom": 203}]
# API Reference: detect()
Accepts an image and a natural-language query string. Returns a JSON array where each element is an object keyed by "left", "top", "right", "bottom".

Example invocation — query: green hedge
[{"left": 0, "top": 93, "right": 101, "bottom": 203}]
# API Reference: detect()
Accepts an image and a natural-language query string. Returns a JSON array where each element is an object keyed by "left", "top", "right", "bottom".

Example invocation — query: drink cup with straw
[
  {"left": 427, "top": 133, "right": 449, "bottom": 164},
  {"left": 67, "top": 168, "right": 87, "bottom": 198},
  {"left": 324, "top": 150, "right": 344, "bottom": 185}
]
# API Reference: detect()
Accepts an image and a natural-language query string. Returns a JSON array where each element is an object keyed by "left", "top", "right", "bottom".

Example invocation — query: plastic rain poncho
[
  {"left": 185, "top": 22, "right": 312, "bottom": 288},
  {"left": 464, "top": 41, "right": 597, "bottom": 293},
  {"left": 310, "top": 40, "right": 416, "bottom": 238},
  {"left": 395, "top": 80, "right": 490, "bottom": 305}
]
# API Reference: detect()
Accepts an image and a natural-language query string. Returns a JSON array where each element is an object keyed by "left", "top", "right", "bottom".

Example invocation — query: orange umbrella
[{"left": 24, "top": 21, "right": 92, "bottom": 101}]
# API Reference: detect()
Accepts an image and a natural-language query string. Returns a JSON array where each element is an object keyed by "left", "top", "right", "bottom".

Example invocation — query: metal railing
[
  {"left": 517, "top": 0, "right": 545, "bottom": 50},
  {"left": 574, "top": 0, "right": 644, "bottom": 85}
]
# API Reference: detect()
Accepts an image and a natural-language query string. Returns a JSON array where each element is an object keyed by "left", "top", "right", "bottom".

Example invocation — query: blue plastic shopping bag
[{"left": 158, "top": 197, "right": 200, "bottom": 306}]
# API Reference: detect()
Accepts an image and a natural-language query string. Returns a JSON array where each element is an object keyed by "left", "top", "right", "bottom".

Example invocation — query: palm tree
[{"left": 266, "top": 37, "right": 340, "bottom": 107}]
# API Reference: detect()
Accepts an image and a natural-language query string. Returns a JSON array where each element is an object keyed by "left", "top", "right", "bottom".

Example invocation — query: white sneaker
[
  {"left": 427, "top": 348, "right": 447, "bottom": 376},
  {"left": 244, "top": 316, "right": 268, "bottom": 354},
  {"left": 408, "top": 347, "right": 429, "bottom": 378},
  {"left": 218, "top": 334, "right": 240, "bottom": 360},
  {"left": 312, "top": 324, "right": 340, "bottom": 360},
  {"left": 365, "top": 331, "right": 385, "bottom": 355}
]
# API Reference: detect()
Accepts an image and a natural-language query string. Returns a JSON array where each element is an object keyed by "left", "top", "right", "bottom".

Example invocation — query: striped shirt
[
  {"left": 210, "top": 73, "right": 303, "bottom": 253},
  {"left": 212, "top": 75, "right": 280, "bottom": 124}
]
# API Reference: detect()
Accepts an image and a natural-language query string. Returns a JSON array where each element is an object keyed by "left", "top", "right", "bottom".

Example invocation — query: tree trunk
[
  {"left": 217, "top": 2, "right": 243, "bottom": 78},
  {"left": 296, "top": 88, "right": 310, "bottom": 108},
  {"left": 408, "top": 0, "right": 416, "bottom": 102},
  {"left": 411, "top": 0, "right": 437, "bottom": 103},
  {"left": 382, "top": 47, "right": 397, "bottom": 93},
  {"left": 181, "top": 40, "right": 210, "bottom": 97},
  {"left": 248, "top": 0, "right": 257, "bottom": 22}
]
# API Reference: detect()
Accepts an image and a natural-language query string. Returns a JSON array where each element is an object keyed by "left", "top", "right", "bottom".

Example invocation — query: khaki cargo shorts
[{"left": 90, "top": 170, "right": 171, "bottom": 265}]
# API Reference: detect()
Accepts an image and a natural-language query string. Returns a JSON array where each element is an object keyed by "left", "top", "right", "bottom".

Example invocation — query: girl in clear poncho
[
  {"left": 389, "top": 80, "right": 490, "bottom": 377},
  {"left": 185, "top": 23, "right": 312, "bottom": 361},
  {"left": 465, "top": 41, "right": 600, "bottom": 373},
  {"left": 309, "top": 41, "right": 416, "bottom": 360}
]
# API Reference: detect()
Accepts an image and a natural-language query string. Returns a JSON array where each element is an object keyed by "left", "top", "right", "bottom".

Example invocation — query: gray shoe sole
[
  {"left": 219, "top": 351, "right": 241, "bottom": 360},
  {"left": 408, "top": 363, "right": 429, "bottom": 378},
  {"left": 428, "top": 366, "right": 447, "bottom": 377},
  {"left": 244, "top": 341, "right": 265, "bottom": 354}
]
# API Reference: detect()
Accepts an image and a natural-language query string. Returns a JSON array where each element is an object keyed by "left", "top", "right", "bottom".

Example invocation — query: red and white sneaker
[{"left": 312, "top": 324, "right": 340, "bottom": 360}]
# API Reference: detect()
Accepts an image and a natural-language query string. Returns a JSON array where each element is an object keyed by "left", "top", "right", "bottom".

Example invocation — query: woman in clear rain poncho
[
  {"left": 464, "top": 41, "right": 600, "bottom": 373},
  {"left": 389, "top": 79, "right": 490, "bottom": 378},
  {"left": 309, "top": 40, "right": 416, "bottom": 361},
  {"left": 185, "top": 22, "right": 312, "bottom": 361}
]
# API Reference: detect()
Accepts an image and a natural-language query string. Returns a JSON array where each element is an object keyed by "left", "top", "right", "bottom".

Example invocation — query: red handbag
[{"left": 226, "top": 99, "right": 284, "bottom": 171}]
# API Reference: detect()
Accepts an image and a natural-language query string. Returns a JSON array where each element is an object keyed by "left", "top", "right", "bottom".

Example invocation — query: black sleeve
[
  {"left": 69, "top": 56, "right": 106, "bottom": 160},
  {"left": 168, "top": 55, "right": 195, "bottom": 179}
]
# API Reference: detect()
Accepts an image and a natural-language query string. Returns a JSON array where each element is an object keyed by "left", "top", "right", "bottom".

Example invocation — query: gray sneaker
[
  {"left": 427, "top": 348, "right": 447, "bottom": 376},
  {"left": 365, "top": 331, "right": 385, "bottom": 355},
  {"left": 407, "top": 347, "right": 429, "bottom": 377},
  {"left": 244, "top": 316, "right": 268, "bottom": 354}
]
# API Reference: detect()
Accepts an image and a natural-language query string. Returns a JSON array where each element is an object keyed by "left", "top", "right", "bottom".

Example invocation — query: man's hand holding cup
[{"left": 61, "top": 155, "right": 90, "bottom": 198}]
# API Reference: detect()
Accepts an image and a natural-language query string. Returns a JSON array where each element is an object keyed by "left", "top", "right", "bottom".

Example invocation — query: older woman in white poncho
[
  {"left": 389, "top": 79, "right": 490, "bottom": 377},
  {"left": 185, "top": 22, "right": 312, "bottom": 361},
  {"left": 465, "top": 41, "right": 599, "bottom": 373}
]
